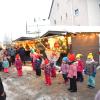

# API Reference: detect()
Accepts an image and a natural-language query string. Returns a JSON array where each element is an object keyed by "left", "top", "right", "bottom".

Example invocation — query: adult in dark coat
[
  {"left": 56, "top": 50, "right": 67, "bottom": 66},
  {"left": 17, "top": 45, "right": 26, "bottom": 65},
  {"left": 0, "top": 78, "right": 6, "bottom": 100}
]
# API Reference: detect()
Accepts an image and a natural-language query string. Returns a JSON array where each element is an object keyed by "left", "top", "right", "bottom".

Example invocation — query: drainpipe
[{"left": 71, "top": 0, "right": 74, "bottom": 25}]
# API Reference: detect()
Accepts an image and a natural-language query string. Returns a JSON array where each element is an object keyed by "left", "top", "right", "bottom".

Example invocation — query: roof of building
[
  {"left": 13, "top": 37, "right": 35, "bottom": 42},
  {"left": 48, "top": 0, "right": 54, "bottom": 19},
  {"left": 40, "top": 30, "right": 67, "bottom": 38}
]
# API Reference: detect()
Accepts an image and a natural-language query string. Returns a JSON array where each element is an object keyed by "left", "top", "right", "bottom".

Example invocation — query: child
[
  {"left": 34, "top": 49, "right": 42, "bottom": 77},
  {"left": 60, "top": 57, "right": 69, "bottom": 84},
  {"left": 49, "top": 50, "right": 58, "bottom": 77},
  {"left": 44, "top": 58, "right": 52, "bottom": 86},
  {"left": 30, "top": 49, "right": 35, "bottom": 71},
  {"left": 2, "top": 57, "right": 9, "bottom": 73},
  {"left": 51, "top": 50, "right": 58, "bottom": 66},
  {"left": 76, "top": 54, "right": 84, "bottom": 82},
  {"left": 85, "top": 53, "right": 98, "bottom": 88},
  {"left": 50, "top": 59, "right": 56, "bottom": 78},
  {"left": 35, "top": 57, "right": 42, "bottom": 77},
  {"left": 67, "top": 53, "right": 77, "bottom": 92},
  {"left": 15, "top": 54, "right": 23, "bottom": 76}
]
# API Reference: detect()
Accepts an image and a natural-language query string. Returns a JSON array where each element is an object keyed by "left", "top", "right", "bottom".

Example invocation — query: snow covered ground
[{"left": 1, "top": 64, "right": 100, "bottom": 100}]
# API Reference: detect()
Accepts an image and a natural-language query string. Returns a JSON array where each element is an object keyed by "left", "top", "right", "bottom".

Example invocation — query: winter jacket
[
  {"left": 77, "top": 60, "right": 84, "bottom": 72},
  {"left": 44, "top": 65, "right": 51, "bottom": 75},
  {"left": 8, "top": 48, "right": 15, "bottom": 56},
  {"left": 61, "top": 63, "right": 69, "bottom": 74},
  {"left": 30, "top": 53, "right": 37, "bottom": 62},
  {"left": 15, "top": 59, "right": 22, "bottom": 70},
  {"left": 35, "top": 59, "right": 42, "bottom": 69},
  {"left": 68, "top": 61, "right": 78, "bottom": 78},
  {"left": 85, "top": 60, "right": 97, "bottom": 75},
  {"left": 17, "top": 47, "right": 25, "bottom": 57},
  {"left": 2, "top": 60, "right": 9, "bottom": 68},
  {"left": 50, "top": 60, "right": 55, "bottom": 68}
]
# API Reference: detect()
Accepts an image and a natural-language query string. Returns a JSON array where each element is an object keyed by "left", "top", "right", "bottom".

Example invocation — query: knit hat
[
  {"left": 16, "top": 54, "right": 20, "bottom": 59},
  {"left": 30, "top": 49, "right": 35, "bottom": 54},
  {"left": 44, "top": 58, "right": 49, "bottom": 64},
  {"left": 62, "top": 57, "right": 68, "bottom": 62},
  {"left": 87, "top": 53, "right": 93, "bottom": 59},
  {"left": 68, "top": 53, "right": 76, "bottom": 62},
  {"left": 76, "top": 54, "right": 82, "bottom": 59}
]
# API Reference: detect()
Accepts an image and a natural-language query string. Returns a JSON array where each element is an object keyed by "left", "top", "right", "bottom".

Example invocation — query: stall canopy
[{"left": 13, "top": 37, "right": 35, "bottom": 42}]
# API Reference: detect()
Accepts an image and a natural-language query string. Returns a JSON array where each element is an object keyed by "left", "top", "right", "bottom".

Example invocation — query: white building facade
[{"left": 48, "top": 0, "right": 100, "bottom": 26}]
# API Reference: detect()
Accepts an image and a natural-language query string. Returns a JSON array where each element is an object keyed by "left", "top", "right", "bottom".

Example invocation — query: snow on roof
[{"left": 44, "top": 26, "right": 100, "bottom": 33}]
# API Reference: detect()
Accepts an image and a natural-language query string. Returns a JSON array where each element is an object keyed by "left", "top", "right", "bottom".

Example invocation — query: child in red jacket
[
  {"left": 44, "top": 58, "right": 52, "bottom": 86},
  {"left": 76, "top": 54, "right": 84, "bottom": 82},
  {"left": 15, "top": 54, "right": 23, "bottom": 76}
]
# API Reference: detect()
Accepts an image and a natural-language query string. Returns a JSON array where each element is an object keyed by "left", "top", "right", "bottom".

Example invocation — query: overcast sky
[{"left": 0, "top": 0, "right": 52, "bottom": 42}]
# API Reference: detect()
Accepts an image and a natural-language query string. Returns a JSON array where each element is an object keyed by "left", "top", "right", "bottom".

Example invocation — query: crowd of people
[
  {"left": 25, "top": 47, "right": 98, "bottom": 92},
  {"left": 0, "top": 45, "right": 99, "bottom": 100}
]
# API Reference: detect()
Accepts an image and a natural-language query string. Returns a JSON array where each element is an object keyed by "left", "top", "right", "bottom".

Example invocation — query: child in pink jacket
[
  {"left": 30, "top": 49, "right": 36, "bottom": 71},
  {"left": 15, "top": 54, "right": 23, "bottom": 76},
  {"left": 60, "top": 57, "right": 69, "bottom": 84},
  {"left": 68, "top": 53, "right": 78, "bottom": 92}
]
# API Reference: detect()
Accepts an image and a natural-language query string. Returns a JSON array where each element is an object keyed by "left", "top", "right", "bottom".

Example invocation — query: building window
[
  {"left": 99, "top": 4, "right": 100, "bottom": 8},
  {"left": 57, "top": 3, "right": 59, "bottom": 8},
  {"left": 75, "top": 9, "right": 79, "bottom": 16},
  {"left": 66, "top": 12, "right": 67, "bottom": 19},
  {"left": 54, "top": 20, "right": 56, "bottom": 25},
  {"left": 61, "top": 16, "right": 62, "bottom": 21}
]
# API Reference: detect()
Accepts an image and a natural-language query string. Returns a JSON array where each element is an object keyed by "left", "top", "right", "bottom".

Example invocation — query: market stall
[
  {"left": 40, "top": 31, "right": 69, "bottom": 52},
  {"left": 13, "top": 37, "right": 36, "bottom": 49}
]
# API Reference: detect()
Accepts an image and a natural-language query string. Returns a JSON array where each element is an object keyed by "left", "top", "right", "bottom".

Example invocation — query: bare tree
[{"left": 3, "top": 33, "right": 11, "bottom": 47}]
